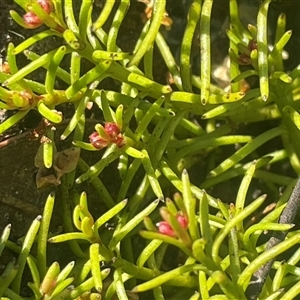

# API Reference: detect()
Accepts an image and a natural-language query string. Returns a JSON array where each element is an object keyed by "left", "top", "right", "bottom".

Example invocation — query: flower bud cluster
[
  {"left": 89, "top": 122, "right": 125, "bottom": 150},
  {"left": 156, "top": 211, "right": 188, "bottom": 238}
]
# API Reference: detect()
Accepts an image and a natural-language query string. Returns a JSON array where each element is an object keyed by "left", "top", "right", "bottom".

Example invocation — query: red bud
[
  {"left": 89, "top": 132, "right": 109, "bottom": 150},
  {"left": 176, "top": 212, "right": 188, "bottom": 229},
  {"left": 114, "top": 135, "right": 125, "bottom": 148},
  {"left": 23, "top": 12, "right": 43, "bottom": 27},
  {"left": 157, "top": 221, "right": 176, "bottom": 237},
  {"left": 37, "top": 0, "right": 53, "bottom": 14},
  {"left": 104, "top": 122, "right": 120, "bottom": 140},
  {"left": 248, "top": 40, "right": 257, "bottom": 51},
  {"left": 23, "top": 0, "right": 53, "bottom": 28}
]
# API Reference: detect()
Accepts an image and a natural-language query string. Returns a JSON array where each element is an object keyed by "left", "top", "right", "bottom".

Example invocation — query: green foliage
[{"left": 1, "top": 0, "right": 300, "bottom": 299}]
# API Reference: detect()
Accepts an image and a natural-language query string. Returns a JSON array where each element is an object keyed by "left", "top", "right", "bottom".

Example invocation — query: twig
[
  {"left": 0, "top": 194, "right": 41, "bottom": 216},
  {"left": 245, "top": 177, "right": 300, "bottom": 300},
  {"left": 0, "top": 131, "right": 30, "bottom": 149}
]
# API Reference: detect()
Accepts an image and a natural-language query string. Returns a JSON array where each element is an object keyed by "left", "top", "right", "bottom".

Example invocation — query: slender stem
[
  {"left": 180, "top": 0, "right": 201, "bottom": 92},
  {"left": 200, "top": 0, "right": 213, "bottom": 104},
  {"left": 257, "top": 0, "right": 272, "bottom": 101},
  {"left": 128, "top": 0, "right": 166, "bottom": 67}
]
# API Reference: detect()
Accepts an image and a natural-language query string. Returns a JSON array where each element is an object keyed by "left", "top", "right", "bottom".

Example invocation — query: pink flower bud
[
  {"left": 23, "top": 12, "right": 43, "bottom": 27},
  {"left": 37, "top": 0, "right": 53, "bottom": 14},
  {"left": 156, "top": 210, "right": 188, "bottom": 238},
  {"left": 89, "top": 132, "right": 109, "bottom": 150},
  {"left": 176, "top": 212, "right": 188, "bottom": 229},
  {"left": 104, "top": 122, "right": 120, "bottom": 140},
  {"left": 23, "top": 0, "right": 53, "bottom": 28},
  {"left": 156, "top": 221, "right": 176, "bottom": 237}
]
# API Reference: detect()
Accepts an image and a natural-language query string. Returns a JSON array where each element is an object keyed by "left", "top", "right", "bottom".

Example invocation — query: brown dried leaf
[
  {"left": 36, "top": 169, "right": 61, "bottom": 189},
  {"left": 54, "top": 147, "right": 80, "bottom": 175}
]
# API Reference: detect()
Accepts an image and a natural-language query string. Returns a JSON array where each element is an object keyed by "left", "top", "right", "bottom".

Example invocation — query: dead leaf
[
  {"left": 35, "top": 147, "right": 80, "bottom": 188},
  {"left": 54, "top": 147, "right": 80, "bottom": 174},
  {"left": 36, "top": 168, "right": 61, "bottom": 189}
]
